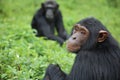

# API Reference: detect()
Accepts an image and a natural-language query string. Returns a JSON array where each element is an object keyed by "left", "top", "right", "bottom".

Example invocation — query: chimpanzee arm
[
  {"left": 31, "top": 16, "right": 36, "bottom": 29},
  {"left": 43, "top": 64, "right": 67, "bottom": 80},
  {"left": 38, "top": 17, "right": 64, "bottom": 45},
  {"left": 31, "top": 9, "right": 43, "bottom": 30},
  {"left": 55, "top": 10, "right": 69, "bottom": 40}
]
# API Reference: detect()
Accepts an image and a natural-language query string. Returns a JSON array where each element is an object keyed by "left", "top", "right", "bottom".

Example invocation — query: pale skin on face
[
  {"left": 66, "top": 24, "right": 108, "bottom": 53},
  {"left": 66, "top": 24, "right": 89, "bottom": 52}
]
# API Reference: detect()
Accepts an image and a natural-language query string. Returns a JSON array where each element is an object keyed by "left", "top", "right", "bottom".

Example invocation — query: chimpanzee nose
[
  {"left": 72, "top": 37, "right": 76, "bottom": 40},
  {"left": 46, "top": 14, "right": 54, "bottom": 19}
]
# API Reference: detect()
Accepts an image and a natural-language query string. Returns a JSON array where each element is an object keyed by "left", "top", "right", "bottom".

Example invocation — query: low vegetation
[{"left": 0, "top": 0, "right": 120, "bottom": 80}]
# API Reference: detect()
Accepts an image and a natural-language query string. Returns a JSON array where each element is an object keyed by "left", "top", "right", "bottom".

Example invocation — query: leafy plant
[{"left": 0, "top": 0, "right": 120, "bottom": 80}]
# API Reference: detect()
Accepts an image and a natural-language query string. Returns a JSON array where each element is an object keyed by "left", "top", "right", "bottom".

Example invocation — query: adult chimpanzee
[
  {"left": 43, "top": 17, "right": 120, "bottom": 80},
  {"left": 31, "top": 0, "right": 68, "bottom": 45}
]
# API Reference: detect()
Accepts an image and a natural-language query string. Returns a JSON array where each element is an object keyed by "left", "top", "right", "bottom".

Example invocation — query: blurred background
[{"left": 0, "top": 0, "right": 120, "bottom": 80}]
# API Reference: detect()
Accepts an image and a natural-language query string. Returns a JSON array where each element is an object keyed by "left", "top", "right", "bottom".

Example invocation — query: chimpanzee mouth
[{"left": 66, "top": 44, "right": 80, "bottom": 53}]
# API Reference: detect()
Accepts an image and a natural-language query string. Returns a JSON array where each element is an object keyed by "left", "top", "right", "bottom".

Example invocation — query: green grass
[{"left": 0, "top": 0, "right": 120, "bottom": 80}]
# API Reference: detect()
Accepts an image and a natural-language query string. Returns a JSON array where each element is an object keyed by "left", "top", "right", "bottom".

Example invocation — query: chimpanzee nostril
[{"left": 73, "top": 37, "right": 76, "bottom": 40}]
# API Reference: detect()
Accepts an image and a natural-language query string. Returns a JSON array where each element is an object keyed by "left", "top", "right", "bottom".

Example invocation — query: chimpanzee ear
[
  {"left": 41, "top": 3, "right": 45, "bottom": 8},
  {"left": 97, "top": 30, "right": 108, "bottom": 42},
  {"left": 56, "top": 4, "right": 59, "bottom": 9}
]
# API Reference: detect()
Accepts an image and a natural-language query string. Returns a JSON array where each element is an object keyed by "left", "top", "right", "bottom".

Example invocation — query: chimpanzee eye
[{"left": 80, "top": 31, "right": 86, "bottom": 34}]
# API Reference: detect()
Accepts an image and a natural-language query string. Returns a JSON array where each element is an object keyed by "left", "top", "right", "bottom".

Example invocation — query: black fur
[
  {"left": 31, "top": 0, "right": 69, "bottom": 45},
  {"left": 43, "top": 64, "right": 66, "bottom": 80},
  {"left": 43, "top": 17, "right": 120, "bottom": 80}
]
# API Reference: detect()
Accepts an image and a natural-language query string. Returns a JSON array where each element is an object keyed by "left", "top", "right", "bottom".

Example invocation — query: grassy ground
[{"left": 0, "top": 0, "right": 120, "bottom": 80}]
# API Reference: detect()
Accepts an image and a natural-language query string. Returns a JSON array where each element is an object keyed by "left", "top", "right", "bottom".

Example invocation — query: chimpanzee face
[
  {"left": 42, "top": 1, "right": 59, "bottom": 20},
  {"left": 66, "top": 23, "right": 108, "bottom": 53},
  {"left": 66, "top": 24, "right": 90, "bottom": 53}
]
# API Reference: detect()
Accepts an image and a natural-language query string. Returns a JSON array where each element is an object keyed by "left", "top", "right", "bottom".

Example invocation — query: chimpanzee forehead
[
  {"left": 45, "top": 4, "right": 55, "bottom": 8},
  {"left": 74, "top": 24, "right": 87, "bottom": 29},
  {"left": 74, "top": 24, "right": 89, "bottom": 33},
  {"left": 44, "top": 1, "right": 57, "bottom": 7}
]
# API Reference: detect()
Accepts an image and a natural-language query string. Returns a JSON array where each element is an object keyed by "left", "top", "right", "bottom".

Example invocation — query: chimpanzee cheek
[{"left": 77, "top": 34, "right": 88, "bottom": 44}]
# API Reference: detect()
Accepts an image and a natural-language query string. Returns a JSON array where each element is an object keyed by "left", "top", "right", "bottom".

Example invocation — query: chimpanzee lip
[{"left": 66, "top": 45, "right": 80, "bottom": 53}]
